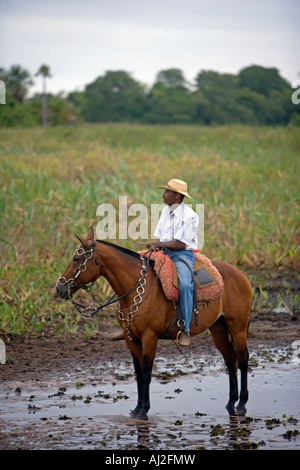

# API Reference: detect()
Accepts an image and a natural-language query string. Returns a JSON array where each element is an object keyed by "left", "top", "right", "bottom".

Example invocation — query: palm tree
[
  {"left": 36, "top": 65, "right": 52, "bottom": 126},
  {"left": 2, "top": 65, "right": 33, "bottom": 103}
]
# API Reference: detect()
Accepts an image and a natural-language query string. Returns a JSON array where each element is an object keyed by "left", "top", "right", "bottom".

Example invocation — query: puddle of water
[{"left": 1, "top": 345, "right": 300, "bottom": 450}]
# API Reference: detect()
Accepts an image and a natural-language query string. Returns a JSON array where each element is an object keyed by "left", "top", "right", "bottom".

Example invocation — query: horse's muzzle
[{"left": 55, "top": 281, "right": 70, "bottom": 300}]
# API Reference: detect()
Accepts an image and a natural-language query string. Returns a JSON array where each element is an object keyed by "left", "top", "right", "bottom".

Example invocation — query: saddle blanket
[{"left": 139, "top": 250, "right": 224, "bottom": 305}]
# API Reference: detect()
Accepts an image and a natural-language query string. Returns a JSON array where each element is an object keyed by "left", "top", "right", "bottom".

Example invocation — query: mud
[{"left": 1, "top": 307, "right": 300, "bottom": 451}]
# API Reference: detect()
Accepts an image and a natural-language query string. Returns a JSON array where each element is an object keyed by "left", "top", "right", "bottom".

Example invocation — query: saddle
[{"left": 139, "top": 250, "right": 224, "bottom": 308}]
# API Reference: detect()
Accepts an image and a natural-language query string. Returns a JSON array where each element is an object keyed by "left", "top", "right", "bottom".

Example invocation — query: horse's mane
[{"left": 96, "top": 240, "right": 141, "bottom": 261}]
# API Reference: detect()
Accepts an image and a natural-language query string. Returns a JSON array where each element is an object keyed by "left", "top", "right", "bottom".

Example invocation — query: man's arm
[{"left": 146, "top": 239, "right": 186, "bottom": 251}]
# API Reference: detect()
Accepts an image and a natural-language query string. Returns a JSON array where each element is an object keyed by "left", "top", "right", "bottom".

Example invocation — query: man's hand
[{"left": 146, "top": 241, "right": 159, "bottom": 250}]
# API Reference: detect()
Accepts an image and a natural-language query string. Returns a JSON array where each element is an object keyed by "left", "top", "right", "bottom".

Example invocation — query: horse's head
[{"left": 56, "top": 227, "right": 101, "bottom": 299}]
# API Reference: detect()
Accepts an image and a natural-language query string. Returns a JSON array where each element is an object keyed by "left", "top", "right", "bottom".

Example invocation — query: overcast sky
[{"left": 0, "top": 0, "right": 299, "bottom": 95}]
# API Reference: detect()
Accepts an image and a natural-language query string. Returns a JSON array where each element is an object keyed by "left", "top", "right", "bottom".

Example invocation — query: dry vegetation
[{"left": 1, "top": 124, "right": 299, "bottom": 335}]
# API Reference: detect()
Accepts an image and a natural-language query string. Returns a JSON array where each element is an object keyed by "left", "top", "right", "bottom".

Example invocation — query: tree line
[{"left": 0, "top": 64, "right": 299, "bottom": 127}]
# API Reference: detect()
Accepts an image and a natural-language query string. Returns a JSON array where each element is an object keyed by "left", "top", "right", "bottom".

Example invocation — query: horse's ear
[
  {"left": 75, "top": 234, "right": 85, "bottom": 246},
  {"left": 75, "top": 228, "right": 94, "bottom": 247},
  {"left": 86, "top": 226, "right": 94, "bottom": 241}
]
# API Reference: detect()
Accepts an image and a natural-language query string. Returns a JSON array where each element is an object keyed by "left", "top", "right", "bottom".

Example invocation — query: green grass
[{"left": 0, "top": 124, "right": 299, "bottom": 336}]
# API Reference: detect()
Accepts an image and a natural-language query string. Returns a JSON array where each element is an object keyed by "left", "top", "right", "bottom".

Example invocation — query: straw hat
[{"left": 158, "top": 178, "right": 191, "bottom": 199}]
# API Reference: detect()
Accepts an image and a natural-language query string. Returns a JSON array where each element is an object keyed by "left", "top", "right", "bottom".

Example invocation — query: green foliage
[
  {"left": 156, "top": 68, "right": 188, "bottom": 90},
  {"left": 1, "top": 64, "right": 299, "bottom": 127},
  {"left": 82, "top": 70, "right": 147, "bottom": 123},
  {"left": 0, "top": 93, "right": 40, "bottom": 127},
  {"left": 0, "top": 64, "right": 80, "bottom": 127},
  {"left": 0, "top": 65, "right": 33, "bottom": 103},
  {"left": 239, "top": 65, "right": 290, "bottom": 97},
  {"left": 146, "top": 82, "right": 194, "bottom": 124}
]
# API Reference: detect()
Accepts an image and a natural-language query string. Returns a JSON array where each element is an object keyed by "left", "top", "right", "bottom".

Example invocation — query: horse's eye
[{"left": 73, "top": 257, "right": 81, "bottom": 263}]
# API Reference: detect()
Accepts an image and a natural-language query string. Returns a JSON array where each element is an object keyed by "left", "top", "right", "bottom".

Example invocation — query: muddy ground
[{"left": 1, "top": 289, "right": 300, "bottom": 451}]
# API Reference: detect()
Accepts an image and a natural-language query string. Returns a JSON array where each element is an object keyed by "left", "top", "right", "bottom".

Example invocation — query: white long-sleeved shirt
[{"left": 154, "top": 201, "right": 199, "bottom": 250}]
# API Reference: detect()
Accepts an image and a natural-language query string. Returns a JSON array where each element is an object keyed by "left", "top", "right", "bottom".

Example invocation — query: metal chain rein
[{"left": 117, "top": 264, "right": 148, "bottom": 341}]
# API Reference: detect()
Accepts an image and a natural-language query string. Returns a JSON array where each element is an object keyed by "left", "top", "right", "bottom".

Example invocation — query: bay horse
[{"left": 56, "top": 227, "right": 252, "bottom": 420}]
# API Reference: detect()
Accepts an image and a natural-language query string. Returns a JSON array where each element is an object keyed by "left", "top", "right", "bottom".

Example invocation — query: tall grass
[{"left": 0, "top": 124, "right": 299, "bottom": 336}]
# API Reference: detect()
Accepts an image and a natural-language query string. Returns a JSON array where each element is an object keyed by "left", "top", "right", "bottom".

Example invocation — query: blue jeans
[{"left": 167, "top": 250, "right": 195, "bottom": 333}]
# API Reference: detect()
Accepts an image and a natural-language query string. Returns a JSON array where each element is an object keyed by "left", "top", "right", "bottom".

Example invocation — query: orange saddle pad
[{"left": 139, "top": 250, "right": 224, "bottom": 305}]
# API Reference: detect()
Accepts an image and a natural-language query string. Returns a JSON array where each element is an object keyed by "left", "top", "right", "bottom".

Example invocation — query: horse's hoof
[
  {"left": 226, "top": 403, "right": 236, "bottom": 415},
  {"left": 236, "top": 403, "right": 247, "bottom": 415},
  {"left": 135, "top": 412, "right": 148, "bottom": 420}
]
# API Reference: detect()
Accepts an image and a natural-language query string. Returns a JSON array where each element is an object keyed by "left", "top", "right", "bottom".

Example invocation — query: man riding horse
[
  {"left": 56, "top": 183, "right": 251, "bottom": 417},
  {"left": 146, "top": 178, "right": 199, "bottom": 347},
  {"left": 112, "top": 178, "right": 199, "bottom": 347}
]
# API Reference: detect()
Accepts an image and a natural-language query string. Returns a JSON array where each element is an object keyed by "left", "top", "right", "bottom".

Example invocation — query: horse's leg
[
  {"left": 227, "top": 324, "right": 249, "bottom": 414},
  {"left": 212, "top": 261, "right": 251, "bottom": 414},
  {"left": 127, "top": 330, "right": 158, "bottom": 420},
  {"left": 236, "top": 345, "right": 249, "bottom": 413},
  {"left": 128, "top": 339, "right": 144, "bottom": 418},
  {"left": 209, "top": 316, "right": 239, "bottom": 414},
  {"left": 137, "top": 329, "right": 158, "bottom": 420}
]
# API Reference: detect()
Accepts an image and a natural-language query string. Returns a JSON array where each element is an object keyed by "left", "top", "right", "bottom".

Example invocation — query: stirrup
[{"left": 176, "top": 330, "right": 190, "bottom": 347}]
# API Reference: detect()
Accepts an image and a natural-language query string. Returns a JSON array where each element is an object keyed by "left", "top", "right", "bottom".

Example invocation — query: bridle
[
  {"left": 57, "top": 240, "right": 100, "bottom": 290},
  {"left": 57, "top": 241, "right": 158, "bottom": 336}
]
